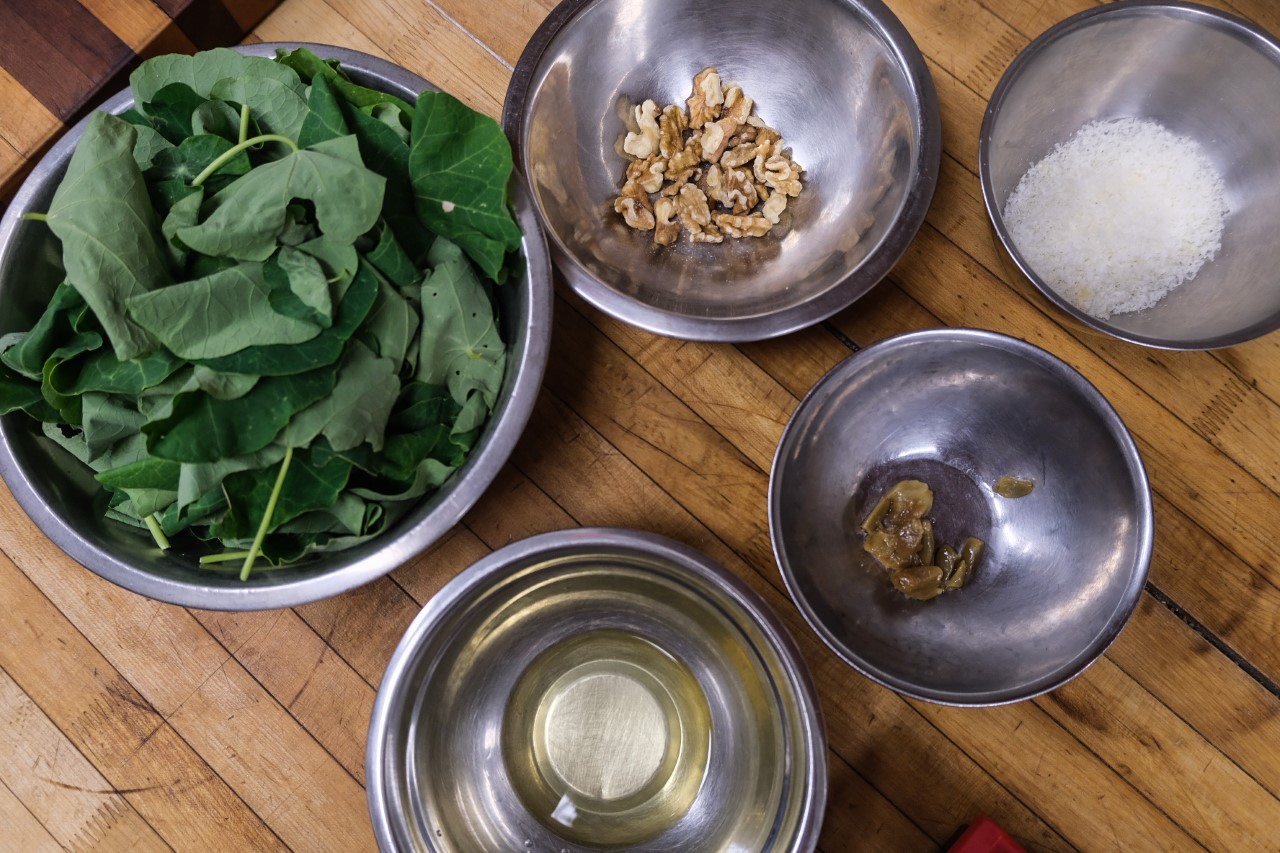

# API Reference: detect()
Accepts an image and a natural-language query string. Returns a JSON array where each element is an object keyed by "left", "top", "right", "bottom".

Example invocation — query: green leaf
[
  {"left": 299, "top": 74, "right": 349, "bottom": 148},
  {"left": 280, "top": 340, "right": 399, "bottom": 452},
  {"left": 274, "top": 47, "right": 415, "bottom": 118},
  {"left": 408, "top": 91, "right": 522, "bottom": 281},
  {"left": 192, "top": 99, "right": 244, "bottom": 141},
  {"left": 192, "top": 364, "right": 258, "bottom": 400},
  {"left": 1, "top": 283, "right": 86, "bottom": 379},
  {"left": 276, "top": 245, "right": 332, "bottom": 325},
  {"left": 175, "top": 136, "right": 385, "bottom": 261},
  {"left": 129, "top": 123, "right": 174, "bottom": 171},
  {"left": 177, "top": 445, "right": 286, "bottom": 510},
  {"left": 131, "top": 48, "right": 307, "bottom": 138},
  {"left": 159, "top": 185, "right": 204, "bottom": 268},
  {"left": 43, "top": 112, "right": 169, "bottom": 360},
  {"left": 96, "top": 455, "right": 181, "bottom": 490},
  {"left": 365, "top": 221, "right": 420, "bottom": 286},
  {"left": 211, "top": 446, "right": 351, "bottom": 540},
  {"left": 38, "top": 329, "right": 105, "bottom": 425},
  {"left": 147, "top": 133, "right": 250, "bottom": 187},
  {"left": 344, "top": 101, "right": 434, "bottom": 263},
  {"left": 417, "top": 238, "right": 506, "bottom": 409},
  {"left": 361, "top": 272, "right": 419, "bottom": 373},
  {"left": 81, "top": 392, "right": 145, "bottom": 463},
  {"left": 143, "top": 365, "right": 337, "bottom": 463},
  {"left": 297, "top": 234, "right": 358, "bottom": 284},
  {"left": 47, "top": 346, "right": 182, "bottom": 398},
  {"left": 143, "top": 82, "right": 206, "bottom": 143},
  {"left": 194, "top": 256, "right": 378, "bottom": 376},
  {"left": 208, "top": 76, "right": 309, "bottom": 141},
  {"left": 388, "top": 381, "right": 459, "bottom": 433},
  {"left": 126, "top": 263, "right": 321, "bottom": 360},
  {"left": 0, "top": 363, "right": 58, "bottom": 420}
]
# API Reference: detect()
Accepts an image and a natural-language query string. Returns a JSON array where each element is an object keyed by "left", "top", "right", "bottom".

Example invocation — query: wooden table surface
[{"left": 4, "top": 0, "right": 1280, "bottom": 849}]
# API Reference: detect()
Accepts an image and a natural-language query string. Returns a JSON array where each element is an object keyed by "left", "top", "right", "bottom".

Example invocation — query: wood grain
[{"left": 4, "top": 0, "right": 1280, "bottom": 849}]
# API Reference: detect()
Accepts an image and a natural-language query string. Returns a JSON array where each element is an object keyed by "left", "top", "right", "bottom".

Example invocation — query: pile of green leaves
[{"left": 0, "top": 48, "right": 524, "bottom": 579}]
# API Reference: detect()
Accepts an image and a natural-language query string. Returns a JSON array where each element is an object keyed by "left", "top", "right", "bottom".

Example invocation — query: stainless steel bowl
[
  {"left": 502, "top": 0, "right": 940, "bottom": 341},
  {"left": 769, "top": 329, "right": 1154, "bottom": 706},
  {"left": 367, "top": 528, "right": 827, "bottom": 852},
  {"left": 980, "top": 1, "right": 1280, "bottom": 350},
  {"left": 0, "top": 44, "right": 553, "bottom": 610}
]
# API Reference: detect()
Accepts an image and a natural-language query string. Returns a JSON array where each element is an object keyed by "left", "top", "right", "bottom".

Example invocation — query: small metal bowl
[
  {"left": 769, "top": 329, "right": 1154, "bottom": 706},
  {"left": 981, "top": 1, "right": 1280, "bottom": 349},
  {"left": 367, "top": 528, "right": 826, "bottom": 852},
  {"left": 0, "top": 44, "right": 553, "bottom": 610},
  {"left": 502, "top": 0, "right": 940, "bottom": 341}
]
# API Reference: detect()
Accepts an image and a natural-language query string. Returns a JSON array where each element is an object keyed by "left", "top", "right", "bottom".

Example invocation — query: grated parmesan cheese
[{"left": 1002, "top": 118, "right": 1229, "bottom": 319}]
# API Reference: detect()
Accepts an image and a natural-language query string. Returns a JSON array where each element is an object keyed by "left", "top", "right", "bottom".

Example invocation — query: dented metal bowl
[
  {"left": 367, "top": 528, "right": 826, "bottom": 852},
  {"left": 769, "top": 329, "right": 1154, "bottom": 706},
  {"left": 503, "top": 0, "right": 940, "bottom": 341},
  {"left": 0, "top": 44, "right": 553, "bottom": 610}
]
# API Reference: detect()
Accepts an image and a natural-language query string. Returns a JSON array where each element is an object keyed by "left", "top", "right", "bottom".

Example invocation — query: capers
[
  {"left": 860, "top": 480, "right": 985, "bottom": 601},
  {"left": 994, "top": 475, "right": 1035, "bottom": 498}
]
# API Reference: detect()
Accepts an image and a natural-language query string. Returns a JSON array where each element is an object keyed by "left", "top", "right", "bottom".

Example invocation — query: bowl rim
[
  {"left": 767, "top": 327, "right": 1156, "bottom": 706},
  {"left": 366, "top": 526, "right": 828, "bottom": 852},
  {"left": 978, "top": 0, "right": 1280, "bottom": 351},
  {"left": 500, "top": 0, "right": 943, "bottom": 342},
  {"left": 0, "top": 42, "right": 554, "bottom": 610}
]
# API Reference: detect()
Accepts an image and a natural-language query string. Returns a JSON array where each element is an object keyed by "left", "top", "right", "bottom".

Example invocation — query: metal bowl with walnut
[{"left": 503, "top": 0, "right": 941, "bottom": 341}]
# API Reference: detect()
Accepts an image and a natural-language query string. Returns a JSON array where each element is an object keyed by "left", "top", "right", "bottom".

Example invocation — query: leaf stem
[
  {"left": 200, "top": 551, "right": 252, "bottom": 565},
  {"left": 144, "top": 515, "right": 171, "bottom": 551},
  {"left": 240, "top": 444, "right": 293, "bottom": 581},
  {"left": 190, "top": 133, "right": 299, "bottom": 188},
  {"left": 238, "top": 103, "right": 251, "bottom": 145},
  {"left": 22, "top": 212, "right": 48, "bottom": 222}
]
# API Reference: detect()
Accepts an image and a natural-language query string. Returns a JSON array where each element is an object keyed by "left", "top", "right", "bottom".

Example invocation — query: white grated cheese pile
[{"left": 1002, "top": 118, "right": 1229, "bottom": 319}]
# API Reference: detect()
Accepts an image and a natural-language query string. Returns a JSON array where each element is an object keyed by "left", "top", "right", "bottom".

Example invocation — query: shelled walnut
[{"left": 613, "top": 66, "right": 804, "bottom": 246}]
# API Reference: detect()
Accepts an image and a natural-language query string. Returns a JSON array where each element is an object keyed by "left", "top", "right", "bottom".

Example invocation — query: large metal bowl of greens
[{"left": 0, "top": 44, "right": 552, "bottom": 609}]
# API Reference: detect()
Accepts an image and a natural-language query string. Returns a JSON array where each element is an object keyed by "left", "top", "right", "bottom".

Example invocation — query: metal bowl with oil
[
  {"left": 366, "top": 528, "right": 826, "bottom": 851},
  {"left": 502, "top": 0, "right": 941, "bottom": 341},
  {"left": 769, "top": 329, "right": 1154, "bottom": 706}
]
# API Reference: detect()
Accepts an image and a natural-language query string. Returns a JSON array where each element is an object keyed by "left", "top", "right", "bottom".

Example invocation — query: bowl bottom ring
[{"left": 501, "top": 628, "right": 712, "bottom": 847}]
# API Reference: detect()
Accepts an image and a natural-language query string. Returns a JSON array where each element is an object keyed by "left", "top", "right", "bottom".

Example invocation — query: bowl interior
[
  {"left": 0, "top": 45, "right": 549, "bottom": 609},
  {"left": 770, "top": 331, "right": 1152, "bottom": 705},
  {"left": 370, "top": 533, "right": 823, "bottom": 851},
  {"left": 515, "top": 0, "right": 930, "bottom": 334},
  {"left": 983, "top": 4, "right": 1280, "bottom": 347}
]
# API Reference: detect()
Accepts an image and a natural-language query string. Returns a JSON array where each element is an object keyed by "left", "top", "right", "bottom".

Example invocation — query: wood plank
[
  {"left": 0, "top": 547, "right": 284, "bottom": 851},
  {"left": 73, "top": 0, "right": 175, "bottom": 52},
  {"left": 0, "top": 669, "right": 168, "bottom": 851},
  {"left": 0, "top": 491, "right": 373, "bottom": 850},
  {"left": 0, "top": 64, "right": 61, "bottom": 158},
  {"left": 318, "top": 0, "right": 510, "bottom": 115},
  {"left": 0, "top": 779, "right": 61, "bottom": 853}
]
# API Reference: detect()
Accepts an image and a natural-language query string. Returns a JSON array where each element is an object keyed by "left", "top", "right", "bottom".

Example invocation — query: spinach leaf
[
  {"left": 143, "top": 82, "right": 207, "bottom": 144},
  {"left": 47, "top": 347, "right": 182, "bottom": 397},
  {"left": 0, "top": 363, "right": 59, "bottom": 420},
  {"left": 1, "top": 282, "right": 86, "bottom": 379},
  {"left": 344, "top": 102, "right": 434, "bottom": 263},
  {"left": 416, "top": 238, "right": 506, "bottom": 409},
  {"left": 280, "top": 340, "right": 399, "bottom": 452},
  {"left": 275, "top": 246, "right": 332, "bottom": 325},
  {"left": 126, "top": 262, "right": 322, "bottom": 359},
  {"left": 44, "top": 112, "right": 169, "bottom": 360},
  {"left": 143, "top": 365, "right": 337, "bottom": 463},
  {"left": 96, "top": 455, "right": 181, "bottom": 491},
  {"left": 176, "top": 136, "right": 385, "bottom": 261},
  {"left": 275, "top": 47, "right": 415, "bottom": 119},
  {"left": 211, "top": 447, "right": 351, "bottom": 540},
  {"left": 365, "top": 221, "right": 420, "bottom": 287},
  {"left": 361, "top": 272, "right": 419, "bottom": 372},
  {"left": 195, "top": 258, "right": 378, "bottom": 376},
  {"left": 408, "top": 92, "right": 522, "bottom": 281},
  {"left": 147, "top": 134, "right": 250, "bottom": 187},
  {"left": 132, "top": 48, "right": 307, "bottom": 138},
  {"left": 298, "top": 74, "right": 349, "bottom": 149}
]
